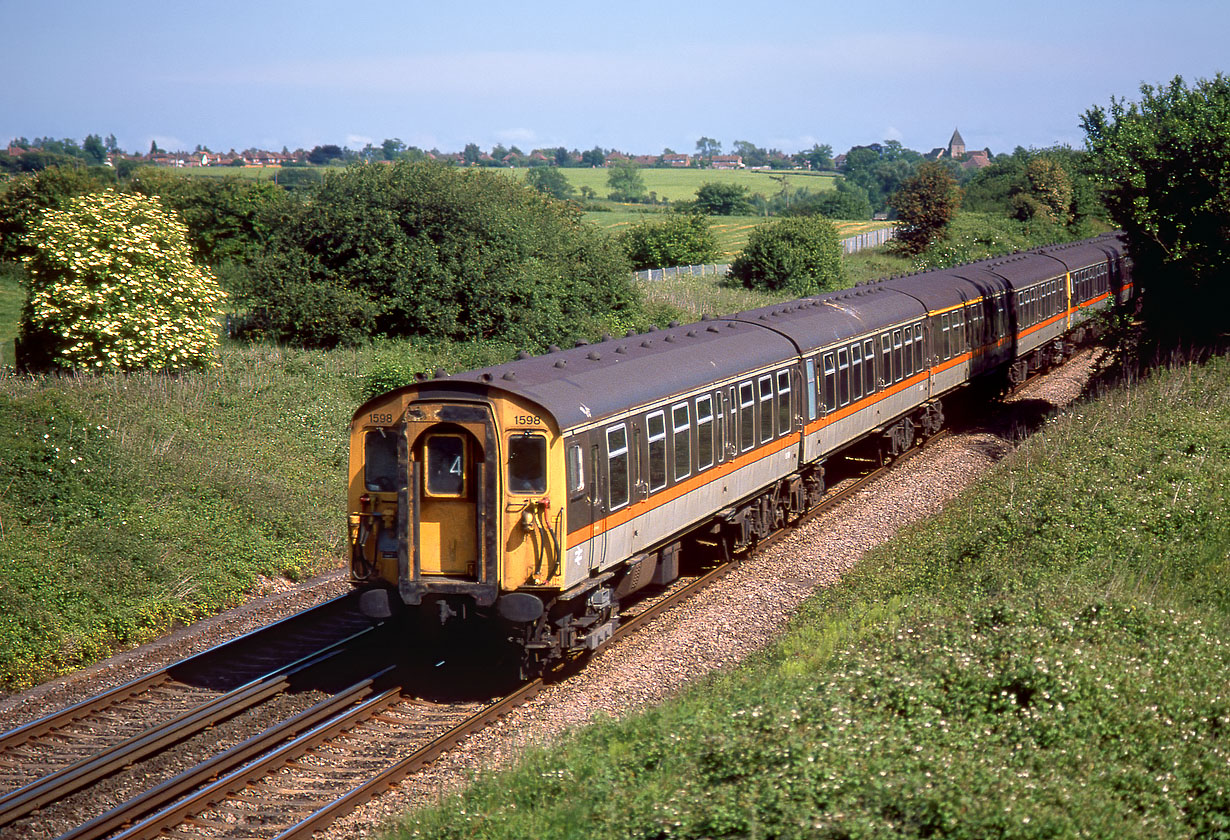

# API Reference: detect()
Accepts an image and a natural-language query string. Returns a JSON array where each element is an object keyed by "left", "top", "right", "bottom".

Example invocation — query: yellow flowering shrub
[{"left": 18, "top": 190, "right": 225, "bottom": 372}]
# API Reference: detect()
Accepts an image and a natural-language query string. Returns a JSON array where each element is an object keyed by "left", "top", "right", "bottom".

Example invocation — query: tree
[
  {"left": 17, "top": 190, "right": 225, "bottom": 372},
  {"left": 618, "top": 214, "right": 720, "bottom": 270},
  {"left": 693, "top": 182, "right": 752, "bottom": 215},
  {"left": 0, "top": 165, "right": 114, "bottom": 261},
  {"left": 841, "top": 144, "right": 923, "bottom": 212},
  {"left": 796, "top": 143, "right": 834, "bottom": 171},
  {"left": 695, "top": 137, "right": 721, "bottom": 158},
  {"left": 1017, "top": 157, "right": 1073, "bottom": 224},
  {"left": 308, "top": 144, "right": 344, "bottom": 165},
  {"left": 83, "top": 134, "right": 107, "bottom": 165},
  {"left": 381, "top": 138, "right": 406, "bottom": 160},
  {"left": 606, "top": 161, "right": 647, "bottom": 202},
  {"left": 787, "top": 180, "right": 873, "bottom": 220},
  {"left": 732, "top": 140, "right": 769, "bottom": 168},
  {"left": 240, "top": 161, "right": 637, "bottom": 349},
  {"left": 580, "top": 146, "right": 605, "bottom": 168},
  {"left": 524, "top": 166, "right": 576, "bottom": 201},
  {"left": 127, "top": 168, "right": 289, "bottom": 270},
  {"left": 888, "top": 161, "right": 963, "bottom": 255},
  {"left": 730, "top": 216, "right": 843, "bottom": 296},
  {"left": 1082, "top": 74, "right": 1230, "bottom": 352}
]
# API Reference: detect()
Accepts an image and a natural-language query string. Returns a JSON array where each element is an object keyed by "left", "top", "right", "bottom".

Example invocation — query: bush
[
  {"left": 0, "top": 165, "right": 113, "bottom": 262},
  {"left": 730, "top": 216, "right": 843, "bottom": 296},
  {"left": 17, "top": 190, "right": 226, "bottom": 372},
  {"left": 240, "top": 161, "right": 639, "bottom": 350},
  {"left": 619, "top": 214, "right": 720, "bottom": 270}
]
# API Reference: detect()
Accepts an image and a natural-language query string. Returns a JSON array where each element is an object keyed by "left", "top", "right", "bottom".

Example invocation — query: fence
[{"left": 634, "top": 226, "right": 896, "bottom": 282}]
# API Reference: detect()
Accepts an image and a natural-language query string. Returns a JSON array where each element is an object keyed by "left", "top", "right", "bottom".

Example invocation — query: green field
[
  {"left": 588, "top": 210, "right": 890, "bottom": 260},
  {"left": 396, "top": 355, "right": 1230, "bottom": 840},
  {"left": 179, "top": 164, "right": 838, "bottom": 205},
  {"left": 513, "top": 166, "right": 837, "bottom": 204}
]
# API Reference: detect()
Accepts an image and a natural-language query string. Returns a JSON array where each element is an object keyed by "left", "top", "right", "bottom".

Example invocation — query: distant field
[
  {"left": 518, "top": 166, "right": 837, "bottom": 204},
  {"left": 588, "top": 211, "right": 891, "bottom": 259},
  {"left": 177, "top": 164, "right": 839, "bottom": 204}
]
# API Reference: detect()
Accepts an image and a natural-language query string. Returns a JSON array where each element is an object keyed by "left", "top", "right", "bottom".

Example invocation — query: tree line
[{"left": 4, "top": 73, "right": 1226, "bottom": 371}]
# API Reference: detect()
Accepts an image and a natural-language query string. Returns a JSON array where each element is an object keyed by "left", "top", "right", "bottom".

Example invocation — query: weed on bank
[{"left": 395, "top": 356, "right": 1229, "bottom": 840}]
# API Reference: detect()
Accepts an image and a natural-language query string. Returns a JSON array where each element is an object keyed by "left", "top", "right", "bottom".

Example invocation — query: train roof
[
  {"left": 435, "top": 317, "right": 799, "bottom": 430},
  {"left": 362, "top": 233, "right": 1129, "bottom": 432},
  {"left": 1035, "top": 234, "right": 1129, "bottom": 269},
  {"left": 726, "top": 284, "right": 924, "bottom": 350}
]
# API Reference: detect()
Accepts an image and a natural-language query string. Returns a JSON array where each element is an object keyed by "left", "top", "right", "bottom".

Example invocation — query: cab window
[
  {"left": 425, "top": 433, "right": 466, "bottom": 497},
  {"left": 364, "top": 430, "right": 399, "bottom": 492},
  {"left": 508, "top": 433, "right": 547, "bottom": 494}
]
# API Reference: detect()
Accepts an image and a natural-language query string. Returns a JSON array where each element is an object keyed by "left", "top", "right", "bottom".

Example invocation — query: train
[{"left": 347, "top": 233, "right": 1133, "bottom": 675}]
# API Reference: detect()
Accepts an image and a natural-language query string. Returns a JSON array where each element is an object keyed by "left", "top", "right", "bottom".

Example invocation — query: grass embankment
[
  {"left": 394, "top": 357, "right": 1230, "bottom": 839},
  {"left": 0, "top": 292, "right": 521, "bottom": 690}
]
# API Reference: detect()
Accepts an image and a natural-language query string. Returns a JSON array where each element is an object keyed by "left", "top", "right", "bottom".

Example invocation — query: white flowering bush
[{"left": 18, "top": 190, "right": 225, "bottom": 372}]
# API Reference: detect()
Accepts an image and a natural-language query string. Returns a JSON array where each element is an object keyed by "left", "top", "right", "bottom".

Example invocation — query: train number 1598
[{"left": 513, "top": 415, "right": 542, "bottom": 426}]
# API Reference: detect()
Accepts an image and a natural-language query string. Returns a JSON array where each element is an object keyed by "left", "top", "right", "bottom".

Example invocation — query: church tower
[{"left": 948, "top": 128, "right": 966, "bottom": 159}]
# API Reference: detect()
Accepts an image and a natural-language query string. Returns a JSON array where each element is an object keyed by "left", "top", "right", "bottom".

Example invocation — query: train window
[
  {"left": 822, "top": 354, "right": 836, "bottom": 415},
  {"left": 940, "top": 314, "right": 951, "bottom": 361},
  {"left": 758, "top": 375, "right": 774, "bottom": 443},
  {"left": 837, "top": 348, "right": 850, "bottom": 407},
  {"left": 672, "top": 403, "right": 691, "bottom": 481},
  {"left": 715, "top": 391, "right": 727, "bottom": 463},
  {"left": 606, "top": 425, "right": 629, "bottom": 510},
  {"left": 850, "top": 344, "right": 863, "bottom": 402},
  {"left": 567, "top": 443, "right": 585, "bottom": 496},
  {"left": 364, "top": 430, "right": 400, "bottom": 493},
  {"left": 508, "top": 433, "right": 547, "bottom": 495},
  {"left": 893, "top": 329, "right": 904, "bottom": 381},
  {"left": 647, "top": 411, "right": 667, "bottom": 492},
  {"left": 697, "top": 396, "right": 714, "bottom": 470},
  {"left": 425, "top": 433, "right": 466, "bottom": 497},
  {"left": 864, "top": 339, "right": 876, "bottom": 394},
  {"left": 914, "top": 323, "right": 924, "bottom": 371},
  {"left": 902, "top": 329, "right": 913, "bottom": 377},
  {"left": 777, "top": 370, "right": 792, "bottom": 434},
  {"left": 881, "top": 334, "right": 892, "bottom": 385},
  {"left": 739, "top": 382, "right": 755, "bottom": 451},
  {"left": 805, "top": 359, "right": 817, "bottom": 422}
]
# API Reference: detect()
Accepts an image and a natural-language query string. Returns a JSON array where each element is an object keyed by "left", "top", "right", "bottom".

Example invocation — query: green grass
[
  {"left": 588, "top": 211, "right": 892, "bottom": 261},
  {"left": 0, "top": 336, "right": 525, "bottom": 690},
  {"left": 391, "top": 356, "right": 1230, "bottom": 840},
  {"left": 0, "top": 264, "right": 23, "bottom": 369},
  {"left": 516, "top": 167, "right": 837, "bottom": 205}
]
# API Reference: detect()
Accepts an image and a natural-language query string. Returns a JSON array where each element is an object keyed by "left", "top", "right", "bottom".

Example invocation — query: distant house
[
  {"left": 961, "top": 149, "right": 992, "bottom": 171},
  {"left": 710, "top": 154, "right": 744, "bottom": 170},
  {"left": 662, "top": 153, "right": 691, "bottom": 167},
  {"left": 604, "top": 151, "right": 630, "bottom": 165}
]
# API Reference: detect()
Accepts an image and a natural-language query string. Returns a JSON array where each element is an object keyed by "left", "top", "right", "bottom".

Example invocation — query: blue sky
[{"left": 4, "top": 0, "right": 1227, "bottom": 158}]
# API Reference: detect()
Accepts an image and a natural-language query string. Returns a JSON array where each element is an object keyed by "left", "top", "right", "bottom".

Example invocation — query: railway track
[
  {"left": 0, "top": 440, "right": 928, "bottom": 840},
  {"left": 0, "top": 595, "right": 381, "bottom": 840},
  {"left": 3, "top": 364, "right": 1022, "bottom": 840}
]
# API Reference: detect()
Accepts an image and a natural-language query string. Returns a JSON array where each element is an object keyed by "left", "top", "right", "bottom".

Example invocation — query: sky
[{"left": 3, "top": 0, "right": 1228, "bottom": 159}]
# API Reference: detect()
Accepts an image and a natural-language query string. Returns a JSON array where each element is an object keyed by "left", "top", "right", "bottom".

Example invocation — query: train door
[
  {"left": 415, "top": 427, "right": 482, "bottom": 577},
  {"left": 588, "top": 442, "right": 605, "bottom": 570}
]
